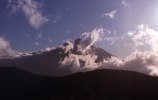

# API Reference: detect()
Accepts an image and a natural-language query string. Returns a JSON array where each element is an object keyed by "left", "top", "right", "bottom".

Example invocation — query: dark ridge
[{"left": 1, "top": 67, "right": 158, "bottom": 100}]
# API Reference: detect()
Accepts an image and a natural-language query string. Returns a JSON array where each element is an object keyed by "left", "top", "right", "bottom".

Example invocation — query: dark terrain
[{"left": 1, "top": 67, "right": 158, "bottom": 100}]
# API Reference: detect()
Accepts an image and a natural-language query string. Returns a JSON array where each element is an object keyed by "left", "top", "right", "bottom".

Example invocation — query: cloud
[
  {"left": 101, "top": 25, "right": 158, "bottom": 76},
  {"left": 102, "top": 10, "right": 117, "bottom": 19},
  {"left": 36, "top": 32, "right": 43, "bottom": 40},
  {"left": 0, "top": 37, "right": 17, "bottom": 58},
  {"left": 35, "top": 42, "right": 39, "bottom": 46},
  {"left": 79, "top": 28, "right": 104, "bottom": 53},
  {"left": 8, "top": 0, "right": 48, "bottom": 29},
  {"left": 129, "top": 24, "right": 158, "bottom": 52},
  {"left": 60, "top": 25, "right": 158, "bottom": 76},
  {"left": 100, "top": 51, "right": 158, "bottom": 76},
  {"left": 48, "top": 37, "right": 53, "bottom": 43},
  {"left": 61, "top": 54, "right": 98, "bottom": 72},
  {"left": 61, "top": 28, "right": 103, "bottom": 72},
  {"left": 121, "top": 0, "right": 129, "bottom": 7},
  {"left": 1, "top": 26, "right": 158, "bottom": 77},
  {"left": 99, "top": 24, "right": 158, "bottom": 76},
  {"left": 66, "top": 30, "right": 71, "bottom": 34}
]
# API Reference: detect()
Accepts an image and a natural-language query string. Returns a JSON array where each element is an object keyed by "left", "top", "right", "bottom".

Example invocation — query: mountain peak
[{"left": 0, "top": 38, "right": 114, "bottom": 76}]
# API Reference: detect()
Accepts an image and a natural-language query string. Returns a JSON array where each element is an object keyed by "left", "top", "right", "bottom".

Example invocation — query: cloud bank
[
  {"left": 8, "top": 0, "right": 48, "bottom": 29},
  {"left": 60, "top": 25, "right": 158, "bottom": 76}
]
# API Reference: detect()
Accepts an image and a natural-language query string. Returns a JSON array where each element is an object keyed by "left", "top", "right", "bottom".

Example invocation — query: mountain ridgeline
[{"left": 0, "top": 38, "right": 113, "bottom": 76}]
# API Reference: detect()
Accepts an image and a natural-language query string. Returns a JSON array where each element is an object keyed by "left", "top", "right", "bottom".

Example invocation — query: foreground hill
[{"left": 1, "top": 67, "right": 158, "bottom": 100}]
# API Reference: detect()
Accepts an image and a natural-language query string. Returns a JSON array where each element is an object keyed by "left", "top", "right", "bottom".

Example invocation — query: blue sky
[{"left": 1, "top": 0, "right": 158, "bottom": 58}]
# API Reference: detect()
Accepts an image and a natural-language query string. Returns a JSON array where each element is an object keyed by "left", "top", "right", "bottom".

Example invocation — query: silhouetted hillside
[{"left": 1, "top": 67, "right": 158, "bottom": 100}]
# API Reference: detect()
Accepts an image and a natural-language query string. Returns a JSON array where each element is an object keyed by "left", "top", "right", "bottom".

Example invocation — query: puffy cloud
[
  {"left": 129, "top": 24, "right": 158, "bottom": 52},
  {"left": 102, "top": 10, "right": 117, "bottom": 19},
  {"left": 60, "top": 28, "right": 103, "bottom": 72},
  {"left": 61, "top": 49, "right": 158, "bottom": 76},
  {"left": 0, "top": 37, "right": 17, "bottom": 58},
  {"left": 61, "top": 53, "right": 99, "bottom": 72},
  {"left": 8, "top": 0, "right": 48, "bottom": 29},
  {"left": 100, "top": 25, "right": 158, "bottom": 76},
  {"left": 99, "top": 51, "right": 158, "bottom": 76},
  {"left": 60, "top": 25, "right": 158, "bottom": 76}
]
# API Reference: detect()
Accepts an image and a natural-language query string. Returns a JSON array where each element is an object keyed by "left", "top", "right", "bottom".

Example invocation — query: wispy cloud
[
  {"left": 101, "top": 10, "right": 117, "bottom": 19},
  {"left": 66, "top": 30, "right": 71, "bottom": 34},
  {"left": 48, "top": 37, "right": 53, "bottom": 43},
  {"left": 35, "top": 42, "right": 39, "bottom": 46},
  {"left": 121, "top": 0, "right": 129, "bottom": 7},
  {"left": 7, "top": 0, "right": 48, "bottom": 29},
  {"left": 36, "top": 32, "right": 43, "bottom": 40}
]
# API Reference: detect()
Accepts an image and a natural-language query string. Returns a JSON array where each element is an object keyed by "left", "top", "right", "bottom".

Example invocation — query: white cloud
[
  {"left": 8, "top": 0, "right": 48, "bottom": 29},
  {"left": 45, "top": 47, "right": 55, "bottom": 52},
  {"left": 129, "top": 24, "right": 158, "bottom": 52},
  {"left": 60, "top": 28, "right": 104, "bottom": 72},
  {"left": 79, "top": 28, "right": 104, "bottom": 53},
  {"left": 59, "top": 40, "right": 74, "bottom": 53},
  {"left": 102, "top": 10, "right": 117, "bottom": 19},
  {"left": 99, "top": 24, "right": 158, "bottom": 76},
  {"left": 121, "top": 0, "right": 129, "bottom": 7},
  {"left": 96, "top": 51, "right": 156, "bottom": 76},
  {"left": 61, "top": 53, "right": 99, "bottom": 72},
  {"left": 0, "top": 37, "right": 17, "bottom": 58},
  {"left": 60, "top": 25, "right": 158, "bottom": 76}
]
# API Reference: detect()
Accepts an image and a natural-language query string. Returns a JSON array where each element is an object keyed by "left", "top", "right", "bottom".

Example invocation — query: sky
[{"left": 1, "top": 0, "right": 158, "bottom": 58}]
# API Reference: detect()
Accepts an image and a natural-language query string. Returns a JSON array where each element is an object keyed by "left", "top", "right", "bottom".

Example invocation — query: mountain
[
  {"left": 0, "top": 38, "right": 113, "bottom": 76},
  {"left": 1, "top": 67, "right": 158, "bottom": 100}
]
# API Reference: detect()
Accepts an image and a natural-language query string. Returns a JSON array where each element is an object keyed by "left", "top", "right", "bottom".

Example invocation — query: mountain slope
[
  {"left": 0, "top": 38, "right": 113, "bottom": 76},
  {"left": 1, "top": 67, "right": 158, "bottom": 100}
]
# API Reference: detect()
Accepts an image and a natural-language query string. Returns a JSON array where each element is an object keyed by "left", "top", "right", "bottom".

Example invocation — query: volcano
[
  {"left": 1, "top": 39, "right": 158, "bottom": 100},
  {"left": 0, "top": 38, "right": 113, "bottom": 76}
]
